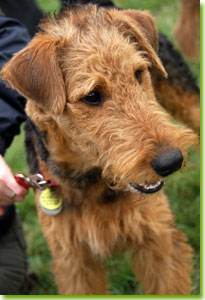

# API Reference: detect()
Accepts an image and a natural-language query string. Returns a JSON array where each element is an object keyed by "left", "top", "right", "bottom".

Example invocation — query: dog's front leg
[
  {"left": 131, "top": 197, "right": 193, "bottom": 295},
  {"left": 35, "top": 193, "right": 109, "bottom": 295},
  {"left": 52, "top": 243, "right": 109, "bottom": 295}
]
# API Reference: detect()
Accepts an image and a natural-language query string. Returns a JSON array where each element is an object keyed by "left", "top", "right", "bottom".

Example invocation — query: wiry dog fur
[{"left": 1, "top": 4, "right": 198, "bottom": 295}]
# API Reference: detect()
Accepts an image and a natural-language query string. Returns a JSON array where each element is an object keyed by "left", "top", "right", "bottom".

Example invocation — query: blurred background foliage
[{"left": 4, "top": 0, "right": 200, "bottom": 295}]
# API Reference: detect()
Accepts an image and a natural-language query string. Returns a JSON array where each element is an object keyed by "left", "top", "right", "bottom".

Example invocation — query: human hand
[{"left": 0, "top": 155, "right": 28, "bottom": 215}]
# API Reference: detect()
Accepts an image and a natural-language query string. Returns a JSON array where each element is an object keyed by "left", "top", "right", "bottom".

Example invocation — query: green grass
[
  {"left": 35, "top": 0, "right": 61, "bottom": 13},
  {"left": 4, "top": 0, "right": 200, "bottom": 295}
]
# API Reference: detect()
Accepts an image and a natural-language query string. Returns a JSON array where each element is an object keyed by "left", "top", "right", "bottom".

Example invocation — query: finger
[
  {"left": 0, "top": 156, "right": 28, "bottom": 197},
  {"left": 0, "top": 180, "right": 15, "bottom": 199},
  {"left": 8, "top": 191, "right": 25, "bottom": 202},
  {"left": 0, "top": 191, "right": 24, "bottom": 205},
  {"left": 0, "top": 193, "right": 16, "bottom": 206},
  {"left": 7, "top": 175, "right": 28, "bottom": 197},
  {"left": 0, "top": 181, "right": 23, "bottom": 204},
  {"left": 14, "top": 195, "right": 25, "bottom": 202}
]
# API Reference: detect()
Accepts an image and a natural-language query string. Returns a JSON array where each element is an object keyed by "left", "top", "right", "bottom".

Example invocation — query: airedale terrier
[{"left": 1, "top": 3, "right": 198, "bottom": 295}]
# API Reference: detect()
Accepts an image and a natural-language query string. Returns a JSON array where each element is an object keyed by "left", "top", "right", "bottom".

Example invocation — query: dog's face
[{"left": 1, "top": 5, "right": 196, "bottom": 194}]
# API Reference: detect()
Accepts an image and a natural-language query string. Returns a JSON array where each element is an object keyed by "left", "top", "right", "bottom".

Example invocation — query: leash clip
[
  {"left": 28, "top": 174, "right": 48, "bottom": 190},
  {"left": 15, "top": 173, "right": 47, "bottom": 190}
]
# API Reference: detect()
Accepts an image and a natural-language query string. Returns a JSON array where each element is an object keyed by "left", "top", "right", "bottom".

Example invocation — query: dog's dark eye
[
  {"left": 81, "top": 91, "right": 104, "bottom": 106},
  {"left": 135, "top": 70, "right": 143, "bottom": 84}
]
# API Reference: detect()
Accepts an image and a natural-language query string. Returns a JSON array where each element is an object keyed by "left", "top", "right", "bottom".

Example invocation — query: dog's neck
[
  {"left": 25, "top": 118, "right": 103, "bottom": 188},
  {"left": 25, "top": 118, "right": 125, "bottom": 206},
  {"left": 45, "top": 161, "right": 102, "bottom": 189}
]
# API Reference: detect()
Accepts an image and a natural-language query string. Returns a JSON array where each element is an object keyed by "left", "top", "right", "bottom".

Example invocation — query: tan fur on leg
[{"left": 131, "top": 195, "right": 192, "bottom": 295}]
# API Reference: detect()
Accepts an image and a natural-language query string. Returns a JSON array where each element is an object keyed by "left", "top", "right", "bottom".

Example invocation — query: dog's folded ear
[
  {"left": 111, "top": 9, "right": 167, "bottom": 78},
  {"left": 1, "top": 35, "right": 66, "bottom": 115}
]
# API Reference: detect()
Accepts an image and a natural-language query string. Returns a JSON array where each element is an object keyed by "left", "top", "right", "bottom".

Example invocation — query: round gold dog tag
[{"left": 39, "top": 187, "right": 63, "bottom": 216}]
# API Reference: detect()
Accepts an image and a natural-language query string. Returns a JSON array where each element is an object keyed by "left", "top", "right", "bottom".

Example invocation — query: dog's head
[{"left": 1, "top": 5, "right": 196, "bottom": 194}]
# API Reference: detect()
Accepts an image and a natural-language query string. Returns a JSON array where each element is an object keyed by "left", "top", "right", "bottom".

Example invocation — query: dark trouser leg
[{"left": 0, "top": 212, "right": 28, "bottom": 295}]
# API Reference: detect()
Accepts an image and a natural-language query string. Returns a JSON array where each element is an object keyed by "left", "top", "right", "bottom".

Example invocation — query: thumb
[{"left": 8, "top": 174, "right": 28, "bottom": 197}]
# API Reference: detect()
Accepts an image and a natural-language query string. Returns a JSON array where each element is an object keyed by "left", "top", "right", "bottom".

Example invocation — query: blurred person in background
[
  {"left": 0, "top": 15, "right": 30, "bottom": 294},
  {"left": 0, "top": 0, "right": 43, "bottom": 36}
]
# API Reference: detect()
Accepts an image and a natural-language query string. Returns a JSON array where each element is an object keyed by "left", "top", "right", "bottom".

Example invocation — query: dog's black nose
[{"left": 151, "top": 149, "right": 183, "bottom": 177}]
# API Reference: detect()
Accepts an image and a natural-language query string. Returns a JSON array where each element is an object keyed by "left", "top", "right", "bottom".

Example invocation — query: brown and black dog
[{"left": 1, "top": 2, "right": 199, "bottom": 295}]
